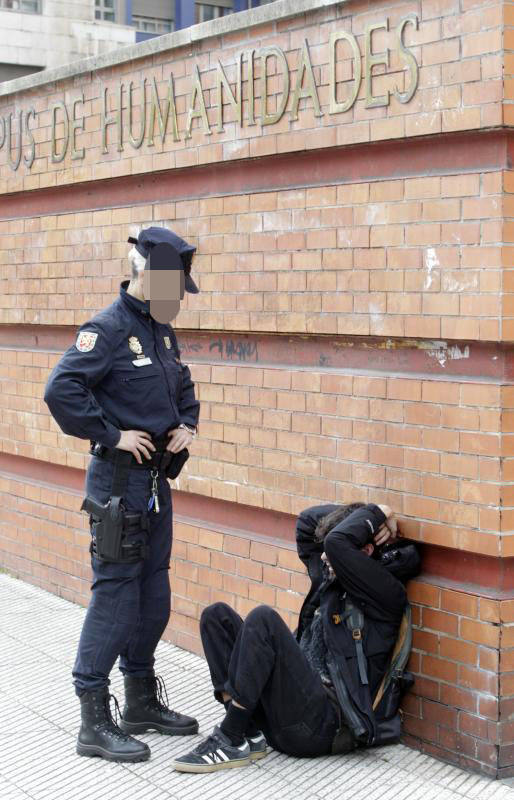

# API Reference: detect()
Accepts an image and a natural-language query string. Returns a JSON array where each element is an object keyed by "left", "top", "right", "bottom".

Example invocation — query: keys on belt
[{"left": 148, "top": 468, "right": 160, "bottom": 514}]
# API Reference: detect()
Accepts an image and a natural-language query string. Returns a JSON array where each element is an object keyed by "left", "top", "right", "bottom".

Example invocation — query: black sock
[
  {"left": 219, "top": 702, "right": 252, "bottom": 746},
  {"left": 223, "top": 700, "right": 260, "bottom": 737}
]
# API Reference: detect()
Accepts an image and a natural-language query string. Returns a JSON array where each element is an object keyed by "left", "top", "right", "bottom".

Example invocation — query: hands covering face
[{"left": 320, "top": 504, "right": 400, "bottom": 581}]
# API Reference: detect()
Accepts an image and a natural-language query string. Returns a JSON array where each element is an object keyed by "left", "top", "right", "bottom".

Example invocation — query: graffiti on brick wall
[{"left": 209, "top": 338, "right": 259, "bottom": 362}]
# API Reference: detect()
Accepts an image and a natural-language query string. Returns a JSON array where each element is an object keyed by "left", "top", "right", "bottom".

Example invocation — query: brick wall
[{"left": 1, "top": 0, "right": 514, "bottom": 780}]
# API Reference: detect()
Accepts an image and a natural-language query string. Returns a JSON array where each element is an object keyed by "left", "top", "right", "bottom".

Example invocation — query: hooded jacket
[{"left": 296, "top": 503, "right": 408, "bottom": 744}]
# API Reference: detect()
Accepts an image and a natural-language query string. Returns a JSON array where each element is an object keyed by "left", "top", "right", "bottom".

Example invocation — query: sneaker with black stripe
[
  {"left": 247, "top": 731, "right": 267, "bottom": 760},
  {"left": 171, "top": 725, "right": 251, "bottom": 773}
]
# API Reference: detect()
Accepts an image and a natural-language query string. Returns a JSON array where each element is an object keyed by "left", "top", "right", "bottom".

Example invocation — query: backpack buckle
[{"left": 352, "top": 629, "right": 362, "bottom": 640}]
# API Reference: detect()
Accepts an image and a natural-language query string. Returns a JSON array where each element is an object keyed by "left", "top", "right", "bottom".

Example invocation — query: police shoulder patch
[{"left": 76, "top": 331, "right": 98, "bottom": 352}]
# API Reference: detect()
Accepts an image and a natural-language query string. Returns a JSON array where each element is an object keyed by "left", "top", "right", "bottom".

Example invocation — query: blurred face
[{"left": 142, "top": 268, "right": 185, "bottom": 323}]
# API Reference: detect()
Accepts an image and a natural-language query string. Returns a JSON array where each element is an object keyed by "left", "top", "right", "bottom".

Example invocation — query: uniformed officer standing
[{"left": 44, "top": 226, "right": 201, "bottom": 763}]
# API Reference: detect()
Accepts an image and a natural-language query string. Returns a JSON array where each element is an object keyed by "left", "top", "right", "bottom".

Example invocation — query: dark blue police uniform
[{"left": 44, "top": 279, "right": 200, "bottom": 696}]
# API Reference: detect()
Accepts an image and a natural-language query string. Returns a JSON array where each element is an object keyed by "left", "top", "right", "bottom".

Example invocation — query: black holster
[
  {"left": 164, "top": 448, "right": 189, "bottom": 479},
  {"left": 81, "top": 448, "right": 149, "bottom": 564}
]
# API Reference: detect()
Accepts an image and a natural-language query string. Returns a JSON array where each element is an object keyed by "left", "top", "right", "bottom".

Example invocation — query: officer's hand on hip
[
  {"left": 166, "top": 427, "right": 193, "bottom": 453},
  {"left": 116, "top": 430, "right": 156, "bottom": 464}
]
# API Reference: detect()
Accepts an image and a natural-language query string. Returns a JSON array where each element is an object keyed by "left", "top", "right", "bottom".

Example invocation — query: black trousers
[{"left": 200, "top": 602, "right": 340, "bottom": 757}]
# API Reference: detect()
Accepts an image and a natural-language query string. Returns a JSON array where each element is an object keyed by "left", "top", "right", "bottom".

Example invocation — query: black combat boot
[
  {"left": 120, "top": 674, "right": 199, "bottom": 736},
  {"left": 77, "top": 687, "right": 151, "bottom": 762}
]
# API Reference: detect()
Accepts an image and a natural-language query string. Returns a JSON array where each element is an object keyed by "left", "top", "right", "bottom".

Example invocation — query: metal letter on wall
[
  {"left": 116, "top": 83, "right": 123, "bottom": 151},
  {"left": 23, "top": 107, "right": 36, "bottom": 168},
  {"left": 6, "top": 111, "right": 22, "bottom": 171},
  {"left": 185, "top": 64, "right": 212, "bottom": 139},
  {"left": 246, "top": 49, "right": 256, "bottom": 126},
  {"left": 128, "top": 78, "right": 146, "bottom": 148},
  {"left": 71, "top": 93, "right": 85, "bottom": 160},
  {"left": 365, "top": 20, "right": 390, "bottom": 108},
  {"left": 290, "top": 39, "right": 323, "bottom": 121},
  {"left": 147, "top": 75, "right": 180, "bottom": 146},
  {"left": 394, "top": 15, "right": 419, "bottom": 104},
  {"left": 101, "top": 84, "right": 122, "bottom": 154},
  {"left": 51, "top": 101, "right": 69, "bottom": 163},
  {"left": 329, "top": 30, "right": 362, "bottom": 114},
  {"left": 259, "top": 46, "right": 289, "bottom": 126},
  {"left": 215, "top": 56, "right": 242, "bottom": 133}
]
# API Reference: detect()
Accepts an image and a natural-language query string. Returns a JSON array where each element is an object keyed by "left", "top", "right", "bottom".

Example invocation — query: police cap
[{"left": 128, "top": 226, "right": 199, "bottom": 294}]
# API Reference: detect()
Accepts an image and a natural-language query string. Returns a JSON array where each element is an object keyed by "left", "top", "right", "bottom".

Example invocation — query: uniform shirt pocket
[{"left": 110, "top": 367, "right": 164, "bottom": 417}]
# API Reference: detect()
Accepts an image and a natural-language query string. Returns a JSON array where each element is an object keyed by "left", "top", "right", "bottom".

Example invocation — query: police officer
[{"left": 44, "top": 226, "right": 201, "bottom": 763}]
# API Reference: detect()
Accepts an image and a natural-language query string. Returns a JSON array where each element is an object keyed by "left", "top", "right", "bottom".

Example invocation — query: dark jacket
[
  {"left": 44, "top": 281, "right": 200, "bottom": 448},
  {"left": 296, "top": 503, "right": 407, "bottom": 743}
]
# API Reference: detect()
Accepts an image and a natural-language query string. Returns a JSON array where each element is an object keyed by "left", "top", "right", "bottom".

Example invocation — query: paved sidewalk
[{"left": 0, "top": 572, "right": 513, "bottom": 800}]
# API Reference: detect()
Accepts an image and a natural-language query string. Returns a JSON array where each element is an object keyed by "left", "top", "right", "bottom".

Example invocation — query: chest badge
[
  {"left": 128, "top": 336, "right": 144, "bottom": 357},
  {"left": 128, "top": 336, "right": 152, "bottom": 366},
  {"left": 164, "top": 336, "right": 171, "bottom": 350}
]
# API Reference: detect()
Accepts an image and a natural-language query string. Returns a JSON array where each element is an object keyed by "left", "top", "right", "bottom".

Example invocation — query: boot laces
[
  {"left": 148, "top": 675, "right": 172, "bottom": 717},
  {"left": 101, "top": 693, "right": 132, "bottom": 741}
]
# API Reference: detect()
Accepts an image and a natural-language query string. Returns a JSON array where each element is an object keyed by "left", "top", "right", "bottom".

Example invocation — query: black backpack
[{"left": 330, "top": 541, "right": 420, "bottom": 753}]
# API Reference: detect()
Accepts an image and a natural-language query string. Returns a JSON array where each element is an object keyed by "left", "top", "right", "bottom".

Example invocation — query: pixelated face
[
  {"left": 142, "top": 242, "right": 186, "bottom": 323},
  {"left": 143, "top": 268, "right": 185, "bottom": 323}
]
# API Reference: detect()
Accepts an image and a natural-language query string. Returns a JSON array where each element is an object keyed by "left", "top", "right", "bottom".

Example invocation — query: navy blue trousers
[{"left": 73, "top": 455, "right": 173, "bottom": 696}]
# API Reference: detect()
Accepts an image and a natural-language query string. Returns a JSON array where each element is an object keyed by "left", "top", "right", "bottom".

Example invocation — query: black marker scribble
[
  {"left": 177, "top": 340, "right": 202, "bottom": 354},
  {"left": 209, "top": 338, "right": 258, "bottom": 362}
]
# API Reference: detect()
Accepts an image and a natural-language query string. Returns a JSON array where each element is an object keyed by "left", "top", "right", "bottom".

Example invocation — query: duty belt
[{"left": 90, "top": 440, "right": 173, "bottom": 471}]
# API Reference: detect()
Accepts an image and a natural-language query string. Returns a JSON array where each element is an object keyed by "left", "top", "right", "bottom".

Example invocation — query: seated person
[{"left": 171, "top": 501, "right": 419, "bottom": 773}]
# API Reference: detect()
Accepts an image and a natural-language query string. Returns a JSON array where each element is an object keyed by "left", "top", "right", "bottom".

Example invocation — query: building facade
[
  {"left": 0, "top": 0, "right": 513, "bottom": 780},
  {"left": 0, "top": 0, "right": 277, "bottom": 82}
]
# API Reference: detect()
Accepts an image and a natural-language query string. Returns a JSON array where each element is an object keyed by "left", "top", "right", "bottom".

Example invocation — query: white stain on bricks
[
  {"left": 426, "top": 340, "right": 470, "bottom": 368},
  {"left": 369, "top": 303, "right": 383, "bottom": 327},
  {"left": 423, "top": 248, "right": 439, "bottom": 290},
  {"left": 442, "top": 273, "right": 479, "bottom": 292},
  {"left": 365, "top": 204, "right": 381, "bottom": 225}
]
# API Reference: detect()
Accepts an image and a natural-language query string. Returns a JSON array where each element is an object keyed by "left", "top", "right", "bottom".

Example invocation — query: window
[
  {"left": 236, "top": 0, "right": 276, "bottom": 8},
  {"left": 132, "top": 14, "right": 174, "bottom": 33},
  {"left": 195, "top": 1, "right": 233, "bottom": 24},
  {"left": 0, "top": 0, "right": 41, "bottom": 11},
  {"left": 95, "top": 0, "right": 116, "bottom": 23}
]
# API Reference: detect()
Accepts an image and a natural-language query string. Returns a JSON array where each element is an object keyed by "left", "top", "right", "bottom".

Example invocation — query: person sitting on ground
[{"left": 171, "top": 501, "right": 420, "bottom": 773}]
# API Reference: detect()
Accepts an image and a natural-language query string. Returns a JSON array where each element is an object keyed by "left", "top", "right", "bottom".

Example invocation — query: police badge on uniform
[
  {"left": 128, "top": 336, "right": 143, "bottom": 357},
  {"left": 128, "top": 336, "right": 152, "bottom": 366},
  {"left": 164, "top": 336, "right": 171, "bottom": 349},
  {"left": 76, "top": 331, "right": 98, "bottom": 352}
]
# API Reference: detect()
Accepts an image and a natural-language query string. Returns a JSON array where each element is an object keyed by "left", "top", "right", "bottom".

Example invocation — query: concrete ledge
[{"left": 0, "top": 0, "right": 340, "bottom": 99}]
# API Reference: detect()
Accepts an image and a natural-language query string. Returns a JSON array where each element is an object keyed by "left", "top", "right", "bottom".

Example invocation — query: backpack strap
[
  {"left": 372, "top": 602, "right": 412, "bottom": 711},
  {"left": 343, "top": 595, "right": 368, "bottom": 686}
]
